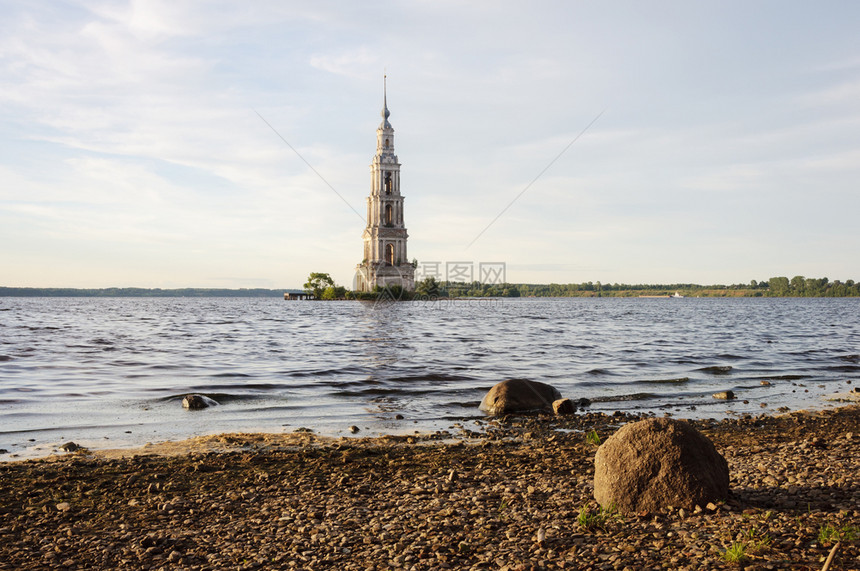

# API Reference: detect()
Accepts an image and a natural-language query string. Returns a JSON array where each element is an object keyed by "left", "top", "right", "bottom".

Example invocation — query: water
[{"left": 1, "top": 297, "right": 858, "bottom": 459}]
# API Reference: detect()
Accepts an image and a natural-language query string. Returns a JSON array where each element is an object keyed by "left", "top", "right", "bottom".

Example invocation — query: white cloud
[
  {"left": 796, "top": 78, "right": 860, "bottom": 108},
  {"left": 309, "top": 47, "right": 379, "bottom": 79}
]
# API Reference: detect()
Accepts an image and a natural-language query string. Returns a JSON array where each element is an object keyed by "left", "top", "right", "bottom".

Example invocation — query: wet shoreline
[{"left": 3, "top": 387, "right": 857, "bottom": 463}]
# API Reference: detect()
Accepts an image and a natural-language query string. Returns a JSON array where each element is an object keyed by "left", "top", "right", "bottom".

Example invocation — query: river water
[{"left": 1, "top": 297, "right": 858, "bottom": 459}]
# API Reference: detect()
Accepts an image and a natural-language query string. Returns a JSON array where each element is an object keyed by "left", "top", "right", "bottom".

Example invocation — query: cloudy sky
[{"left": 1, "top": 1, "right": 859, "bottom": 288}]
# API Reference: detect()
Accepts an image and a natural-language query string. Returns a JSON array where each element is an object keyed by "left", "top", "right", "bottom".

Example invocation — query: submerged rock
[
  {"left": 594, "top": 417, "right": 729, "bottom": 515},
  {"left": 182, "top": 394, "right": 218, "bottom": 410},
  {"left": 479, "top": 379, "right": 561, "bottom": 415}
]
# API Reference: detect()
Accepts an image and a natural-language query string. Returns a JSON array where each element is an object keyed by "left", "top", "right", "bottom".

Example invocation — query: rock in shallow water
[
  {"left": 594, "top": 417, "right": 729, "bottom": 515},
  {"left": 182, "top": 394, "right": 218, "bottom": 410},
  {"left": 479, "top": 379, "right": 561, "bottom": 415}
]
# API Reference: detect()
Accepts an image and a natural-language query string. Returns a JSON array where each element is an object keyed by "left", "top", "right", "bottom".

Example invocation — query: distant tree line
[
  {"left": 2, "top": 275, "right": 857, "bottom": 298},
  {"left": 412, "top": 276, "right": 859, "bottom": 298},
  {"left": 415, "top": 277, "right": 522, "bottom": 298},
  {"left": 763, "top": 276, "right": 859, "bottom": 297}
]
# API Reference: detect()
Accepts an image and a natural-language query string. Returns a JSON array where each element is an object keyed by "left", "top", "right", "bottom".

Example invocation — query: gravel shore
[{"left": 1, "top": 406, "right": 858, "bottom": 570}]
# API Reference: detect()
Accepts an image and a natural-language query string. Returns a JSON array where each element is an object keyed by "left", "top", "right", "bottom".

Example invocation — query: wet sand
[{"left": 1, "top": 406, "right": 858, "bottom": 570}]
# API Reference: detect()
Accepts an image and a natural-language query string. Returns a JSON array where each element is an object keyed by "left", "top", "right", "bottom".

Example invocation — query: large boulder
[
  {"left": 479, "top": 379, "right": 561, "bottom": 415},
  {"left": 593, "top": 418, "right": 729, "bottom": 515}
]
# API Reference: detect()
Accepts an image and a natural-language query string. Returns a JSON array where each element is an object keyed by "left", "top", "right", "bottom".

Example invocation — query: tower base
[{"left": 355, "top": 262, "right": 415, "bottom": 293}]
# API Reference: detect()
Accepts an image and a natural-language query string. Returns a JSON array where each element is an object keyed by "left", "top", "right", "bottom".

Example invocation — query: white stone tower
[{"left": 355, "top": 77, "right": 415, "bottom": 293}]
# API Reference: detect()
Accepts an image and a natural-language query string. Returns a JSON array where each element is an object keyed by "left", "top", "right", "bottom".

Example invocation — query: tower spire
[{"left": 381, "top": 74, "right": 391, "bottom": 127}]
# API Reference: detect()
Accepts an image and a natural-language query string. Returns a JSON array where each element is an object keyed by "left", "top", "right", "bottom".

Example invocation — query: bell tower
[{"left": 355, "top": 77, "right": 415, "bottom": 293}]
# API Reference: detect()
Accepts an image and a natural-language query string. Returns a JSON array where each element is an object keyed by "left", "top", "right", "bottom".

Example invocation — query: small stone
[
  {"left": 395, "top": 414, "right": 404, "bottom": 420},
  {"left": 760, "top": 380, "right": 772, "bottom": 386},
  {"left": 552, "top": 398, "right": 576, "bottom": 415},
  {"left": 712, "top": 391, "right": 735, "bottom": 400},
  {"left": 59, "top": 442, "right": 80, "bottom": 452},
  {"left": 349, "top": 425, "right": 360, "bottom": 434},
  {"left": 56, "top": 502, "right": 71, "bottom": 512}
]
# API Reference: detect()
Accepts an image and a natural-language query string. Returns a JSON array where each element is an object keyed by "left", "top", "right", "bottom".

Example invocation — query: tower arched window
[
  {"left": 384, "top": 138, "right": 389, "bottom": 148},
  {"left": 386, "top": 243, "right": 395, "bottom": 265},
  {"left": 385, "top": 204, "right": 393, "bottom": 225},
  {"left": 384, "top": 172, "right": 392, "bottom": 194}
]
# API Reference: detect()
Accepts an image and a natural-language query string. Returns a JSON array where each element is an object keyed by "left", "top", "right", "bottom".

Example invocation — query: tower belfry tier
[{"left": 355, "top": 77, "right": 415, "bottom": 293}]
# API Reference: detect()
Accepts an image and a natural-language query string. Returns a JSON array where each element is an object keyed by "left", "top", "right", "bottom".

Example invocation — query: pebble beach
[{"left": 1, "top": 405, "right": 858, "bottom": 570}]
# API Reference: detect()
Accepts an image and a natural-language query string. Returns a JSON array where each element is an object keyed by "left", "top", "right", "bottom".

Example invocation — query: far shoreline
[{"left": 3, "top": 276, "right": 860, "bottom": 300}]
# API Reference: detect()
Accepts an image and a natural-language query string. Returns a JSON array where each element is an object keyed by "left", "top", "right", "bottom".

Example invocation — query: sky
[{"left": 1, "top": 1, "right": 859, "bottom": 289}]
